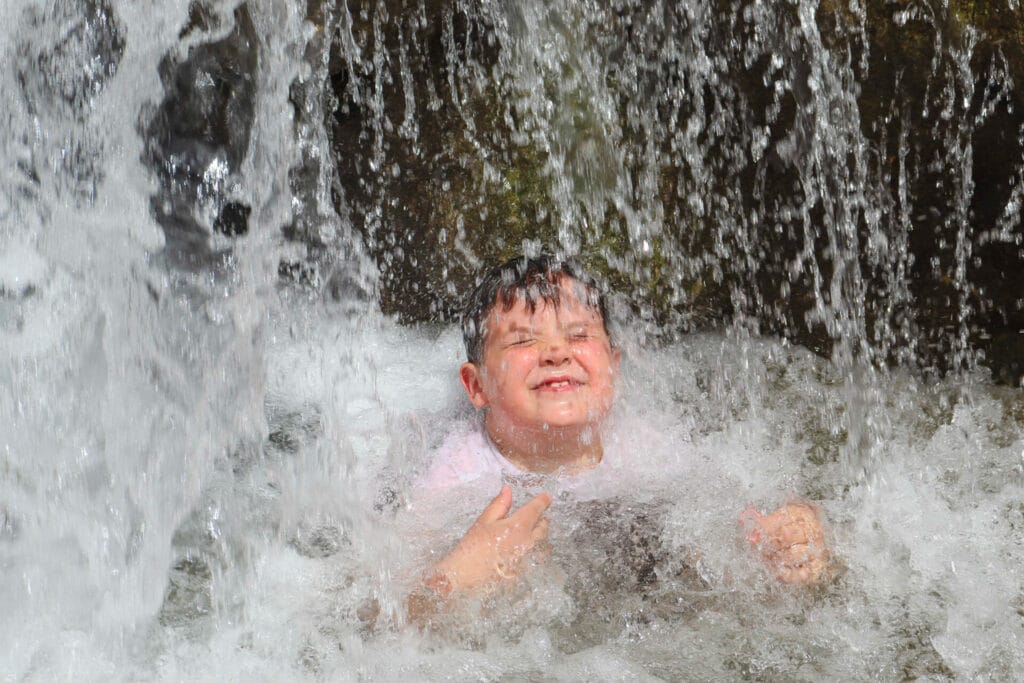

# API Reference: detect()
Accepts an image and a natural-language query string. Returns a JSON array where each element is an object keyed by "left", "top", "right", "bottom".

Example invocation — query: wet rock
[
  {"left": 318, "top": 0, "right": 706, "bottom": 326},
  {"left": 561, "top": 500, "right": 668, "bottom": 593},
  {"left": 272, "top": 1, "right": 380, "bottom": 305},
  {"left": 290, "top": 520, "right": 347, "bottom": 559},
  {"left": 267, "top": 406, "right": 323, "bottom": 455},
  {"left": 14, "top": 0, "right": 125, "bottom": 203},
  {"left": 159, "top": 555, "right": 213, "bottom": 628},
  {"left": 16, "top": 0, "right": 125, "bottom": 116},
  {"left": 984, "top": 331, "right": 1024, "bottom": 387},
  {"left": 313, "top": 0, "right": 1024, "bottom": 379},
  {"left": 827, "top": 0, "right": 1024, "bottom": 375},
  {"left": 213, "top": 200, "right": 251, "bottom": 237},
  {"left": 321, "top": 0, "right": 554, "bottom": 320},
  {"left": 550, "top": 499, "right": 710, "bottom": 653},
  {"left": 144, "top": 2, "right": 258, "bottom": 261}
]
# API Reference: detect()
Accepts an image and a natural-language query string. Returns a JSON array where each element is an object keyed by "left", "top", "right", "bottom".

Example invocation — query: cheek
[
  {"left": 507, "top": 349, "right": 538, "bottom": 370},
  {"left": 489, "top": 352, "right": 534, "bottom": 389},
  {"left": 574, "top": 345, "right": 615, "bottom": 377}
]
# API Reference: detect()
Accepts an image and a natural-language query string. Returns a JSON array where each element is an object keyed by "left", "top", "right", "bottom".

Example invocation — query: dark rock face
[
  {"left": 144, "top": 2, "right": 258, "bottom": 263},
  {"left": 319, "top": 0, "right": 1024, "bottom": 381},
  {"left": 322, "top": 0, "right": 557, "bottom": 320},
  {"left": 139, "top": 0, "right": 1024, "bottom": 381},
  {"left": 843, "top": 0, "right": 1024, "bottom": 376}
]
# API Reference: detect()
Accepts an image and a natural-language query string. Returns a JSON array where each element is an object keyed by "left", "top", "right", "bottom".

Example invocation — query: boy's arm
[{"left": 407, "top": 486, "right": 551, "bottom": 625}]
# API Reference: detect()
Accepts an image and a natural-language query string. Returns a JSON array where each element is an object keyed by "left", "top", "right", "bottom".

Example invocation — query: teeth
[{"left": 548, "top": 380, "right": 570, "bottom": 388}]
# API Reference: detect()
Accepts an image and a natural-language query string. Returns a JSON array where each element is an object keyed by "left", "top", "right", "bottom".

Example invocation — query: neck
[{"left": 484, "top": 415, "right": 603, "bottom": 474}]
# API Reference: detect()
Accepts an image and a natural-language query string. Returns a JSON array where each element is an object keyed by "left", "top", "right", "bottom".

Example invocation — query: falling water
[{"left": 3, "top": 0, "right": 1024, "bottom": 679}]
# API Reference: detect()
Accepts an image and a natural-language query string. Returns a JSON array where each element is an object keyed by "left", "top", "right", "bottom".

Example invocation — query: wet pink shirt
[{"left": 417, "top": 427, "right": 526, "bottom": 496}]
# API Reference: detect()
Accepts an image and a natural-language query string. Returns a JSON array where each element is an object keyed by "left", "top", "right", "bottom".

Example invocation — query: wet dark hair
[{"left": 461, "top": 254, "right": 611, "bottom": 363}]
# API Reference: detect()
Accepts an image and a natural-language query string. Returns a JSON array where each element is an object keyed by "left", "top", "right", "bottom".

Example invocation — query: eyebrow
[
  {"left": 501, "top": 324, "right": 536, "bottom": 335},
  {"left": 499, "top": 318, "right": 599, "bottom": 334}
]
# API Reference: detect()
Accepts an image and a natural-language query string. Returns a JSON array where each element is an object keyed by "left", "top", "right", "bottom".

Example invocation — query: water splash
[{"left": 4, "top": 0, "right": 1024, "bottom": 679}]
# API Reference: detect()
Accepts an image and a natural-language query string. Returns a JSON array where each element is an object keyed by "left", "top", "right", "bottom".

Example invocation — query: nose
[{"left": 539, "top": 334, "right": 571, "bottom": 366}]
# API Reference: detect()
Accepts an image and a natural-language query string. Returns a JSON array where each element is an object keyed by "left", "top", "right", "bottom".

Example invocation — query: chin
[{"left": 538, "top": 414, "right": 591, "bottom": 431}]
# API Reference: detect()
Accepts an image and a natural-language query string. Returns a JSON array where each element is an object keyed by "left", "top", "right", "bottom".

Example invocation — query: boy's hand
[
  {"left": 740, "top": 501, "right": 831, "bottom": 586},
  {"left": 433, "top": 485, "right": 551, "bottom": 594}
]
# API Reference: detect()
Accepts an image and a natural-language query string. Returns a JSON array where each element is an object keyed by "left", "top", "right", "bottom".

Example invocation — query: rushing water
[{"left": 3, "top": 0, "right": 1024, "bottom": 679}]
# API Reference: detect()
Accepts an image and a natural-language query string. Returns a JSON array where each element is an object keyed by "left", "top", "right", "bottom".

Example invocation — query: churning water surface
[{"left": 3, "top": 0, "right": 1024, "bottom": 680}]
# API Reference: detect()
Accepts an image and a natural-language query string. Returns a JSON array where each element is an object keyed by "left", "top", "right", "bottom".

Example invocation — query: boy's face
[{"left": 460, "top": 278, "right": 620, "bottom": 440}]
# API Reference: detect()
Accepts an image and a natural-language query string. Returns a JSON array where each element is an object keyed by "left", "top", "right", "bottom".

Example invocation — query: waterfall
[{"left": 3, "top": 0, "right": 1024, "bottom": 678}]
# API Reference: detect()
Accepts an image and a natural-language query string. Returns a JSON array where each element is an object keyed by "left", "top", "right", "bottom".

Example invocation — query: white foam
[
  {"left": 5, "top": 0, "right": 1024, "bottom": 679},
  {"left": 0, "top": 242, "right": 47, "bottom": 295}
]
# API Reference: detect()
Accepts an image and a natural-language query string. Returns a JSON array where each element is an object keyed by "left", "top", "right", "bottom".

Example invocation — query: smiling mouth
[{"left": 534, "top": 377, "right": 584, "bottom": 391}]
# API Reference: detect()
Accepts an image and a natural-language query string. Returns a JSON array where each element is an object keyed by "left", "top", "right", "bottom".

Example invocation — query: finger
[
  {"left": 738, "top": 506, "right": 762, "bottom": 527},
  {"left": 738, "top": 507, "right": 764, "bottom": 544},
  {"left": 531, "top": 516, "right": 550, "bottom": 543},
  {"left": 776, "top": 565, "right": 810, "bottom": 585},
  {"left": 531, "top": 536, "right": 553, "bottom": 563},
  {"left": 766, "top": 541, "right": 808, "bottom": 566},
  {"left": 771, "top": 507, "right": 825, "bottom": 549},
  {"left": 776, "top": 502, "right": 823, "bottom": 531},
  {"left": 785, "top": 499, "right": 819, "bottom": 516},
  {"left": 773, "top": 523, "right": 811, "bottom": 550},
  {"left": 756, "top": 508, "right": 788, "bottom": 534},
  {"left": 763, "top": 533, "right": 815, "bottom": 561},
  {"left": 777, "top": 560, "right": 822, "bottom": 585},
  {"left": 477, "top": 485, "right": 513, "bottom": 524},
  {"left": 510, "top": 491, "right": 552, "bottom": 528},
  {"left": 753, "top": 508, "right": 809, "bottom": 551}
]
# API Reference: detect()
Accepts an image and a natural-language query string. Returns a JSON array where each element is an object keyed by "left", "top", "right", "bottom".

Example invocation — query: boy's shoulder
[{"left": 416, "top": 425, "right": 513, "bottom": 496}]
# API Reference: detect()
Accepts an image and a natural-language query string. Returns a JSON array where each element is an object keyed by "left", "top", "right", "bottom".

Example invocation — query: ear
[
  {"left": 459, "top": 362, "right": 490, "bottom": 408},
  {"left": 610, "top": 347, "right": 622, "bottom": 377}
]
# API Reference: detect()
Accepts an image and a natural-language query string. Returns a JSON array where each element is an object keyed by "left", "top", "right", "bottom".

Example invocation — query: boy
[{"left": 410, "top": 255, "right": 831, "bottom": 614}]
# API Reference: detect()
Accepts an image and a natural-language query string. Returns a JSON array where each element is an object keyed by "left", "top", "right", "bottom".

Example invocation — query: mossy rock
[
  {"left": 319, "top": 0, "right": 711, "bottom": 326},
  {"left": 312, "top": 0, "right": 1024, "bottom": 376}
]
